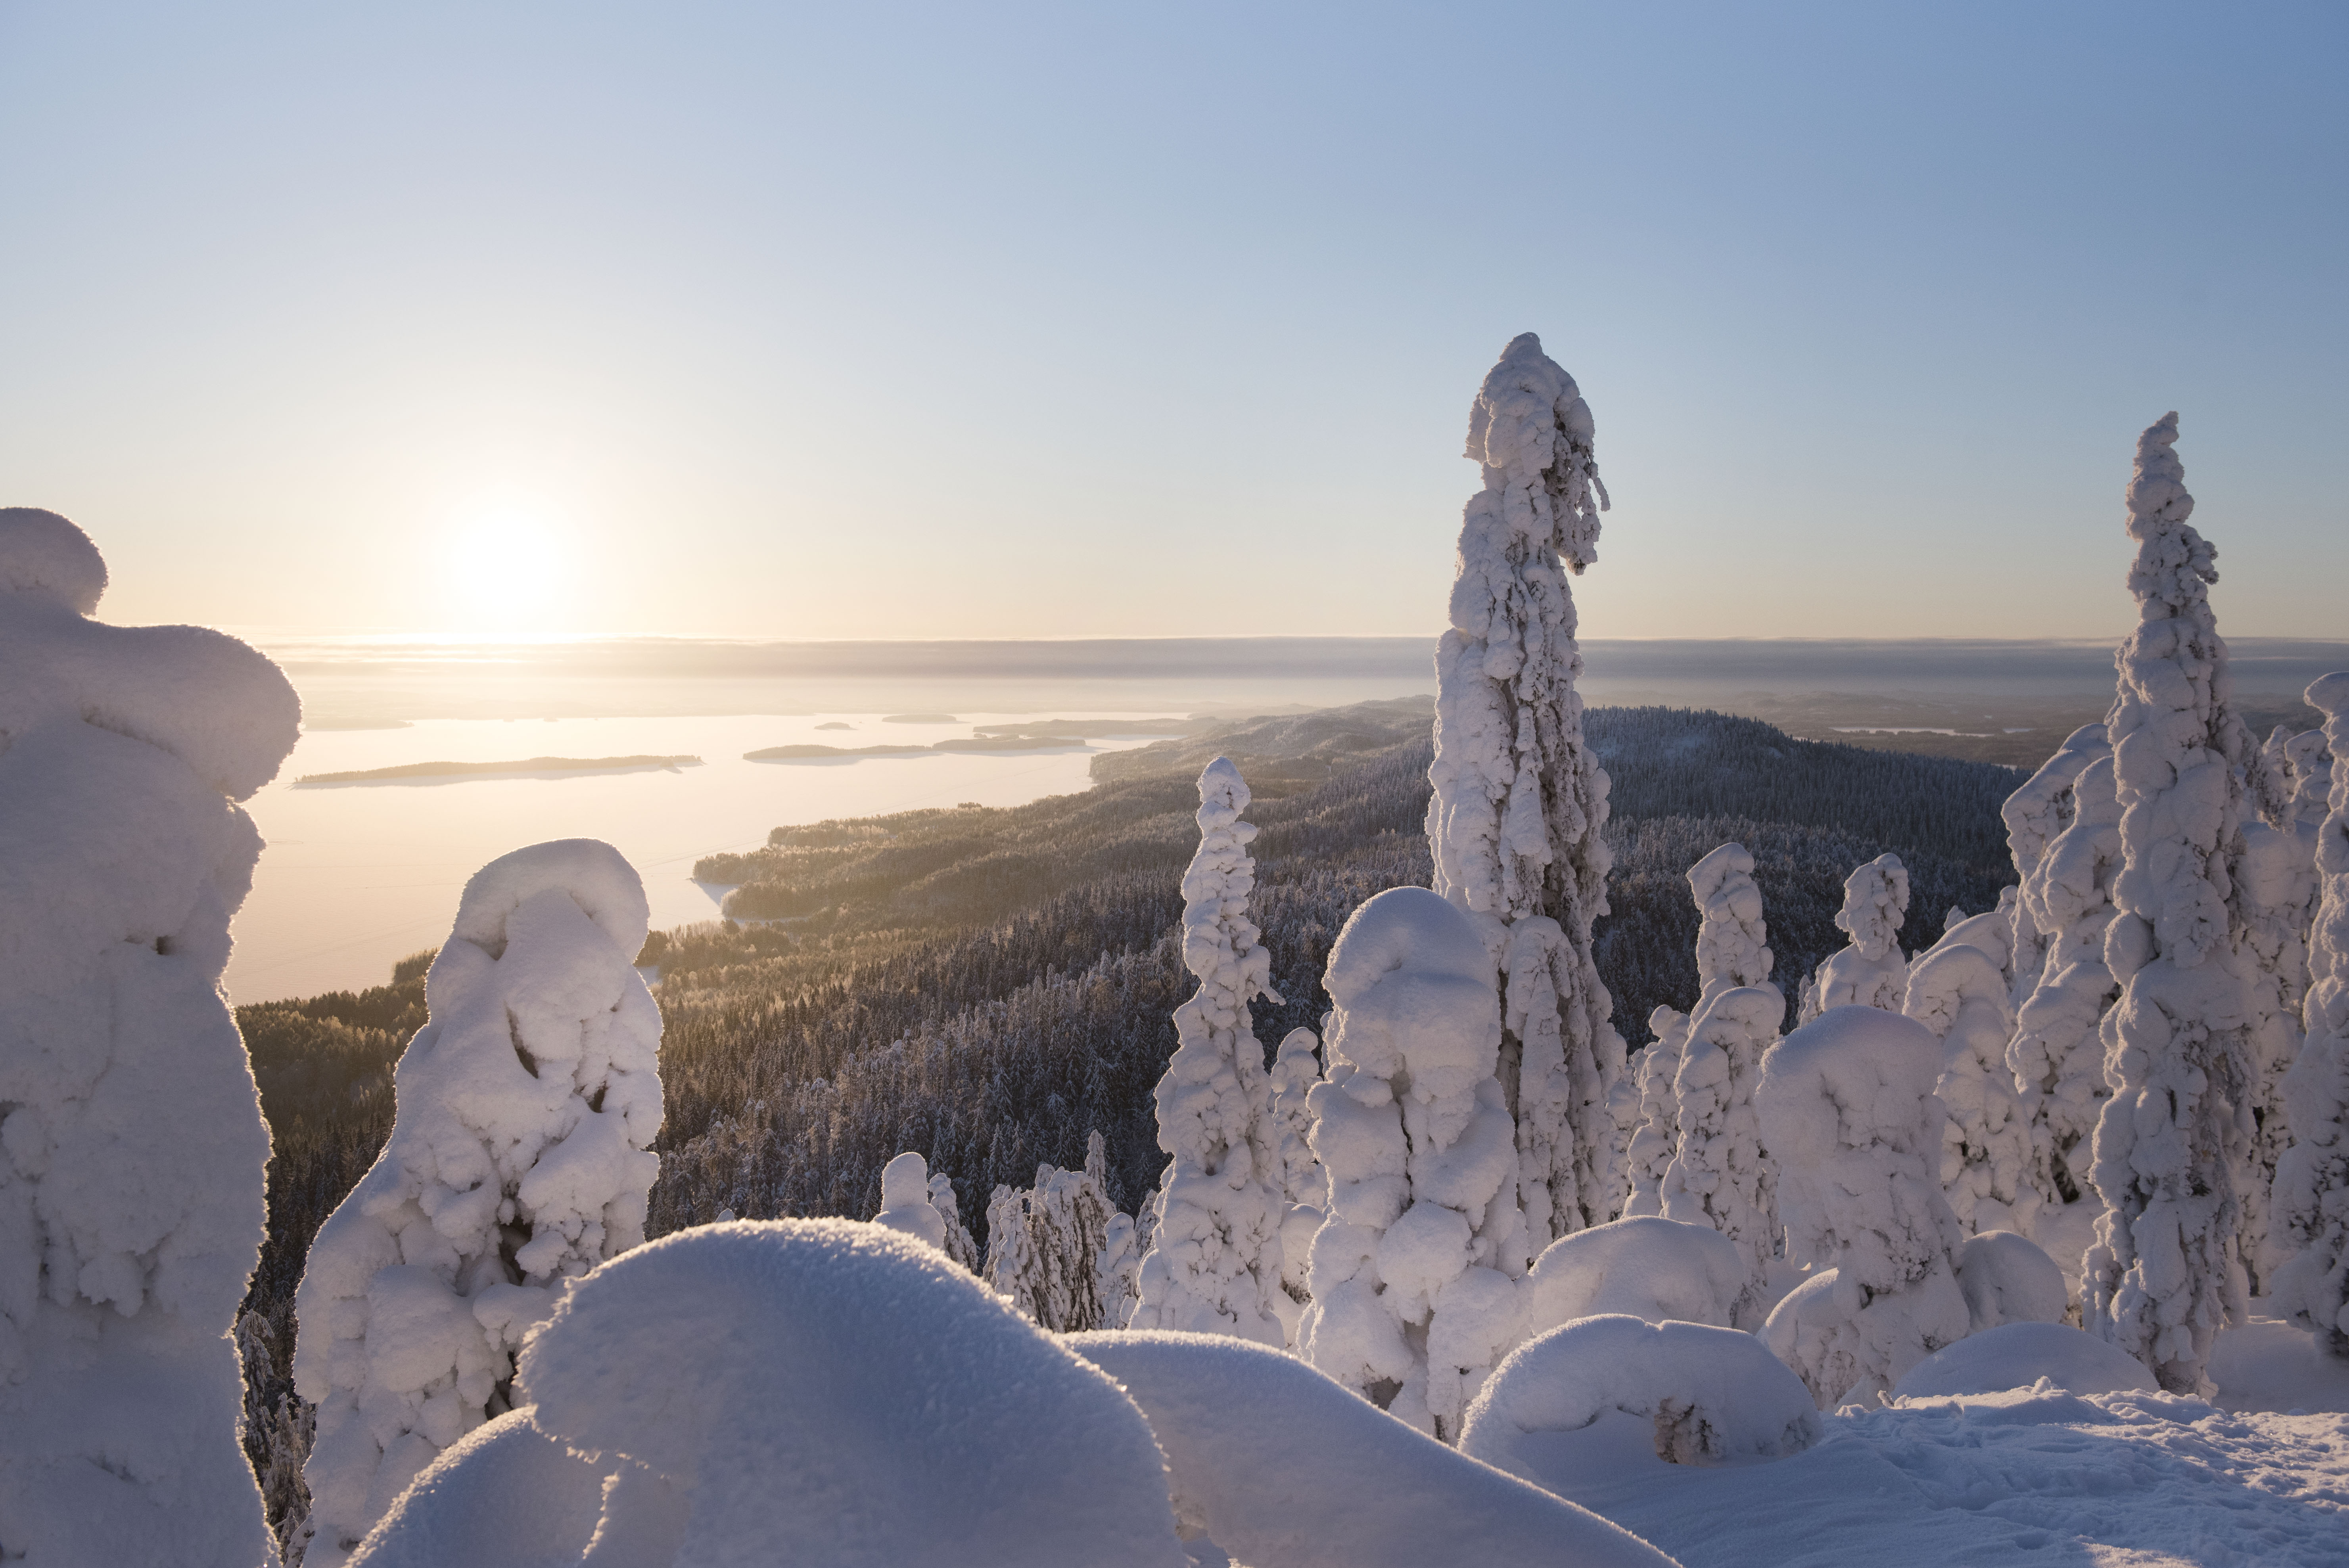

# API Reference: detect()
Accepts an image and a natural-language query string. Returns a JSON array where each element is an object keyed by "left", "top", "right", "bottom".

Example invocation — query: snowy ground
[{"left": 226, "top": 711, "right": 1178, "bottom": 999}]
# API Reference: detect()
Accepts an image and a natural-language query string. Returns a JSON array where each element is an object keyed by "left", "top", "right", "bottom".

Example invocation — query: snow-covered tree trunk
[
  {"left": 2008, "top": 745, "right": 2123, "bottom": 1214},
  {"left": 1269, "top": 1025, "right": 1328, "bottom": 1344},
  {"left": 1659, "top": 983, "right": 1783, "bottom": 1324},
  {"left": 0, "top": 508, "right": 294, "bottom": 1568},
  {"left": 1130, "top": 758, "right": 1287, "bottom": 1344},
  {"left": 292, "top": 839, "right": 664, "bottom": 1566},
  {"left": 1300, "top": 888, "right": 1521, "bottom": 1441},
  {"left": 2081, "top": 414, "right": 2259, "bottom": 1395},
  {"left": 2273, "top": 672, "right": 2349, "bottom": 1356},
  {"left": 1622, "top": 843, "right": 1773, "bottom": 1219},
  {"left": 1426, "top": 332, "right": 1625, "bottom": 1256},
  {"left": 1799, "top": 853, "right": 1912, "bottom": 1022},
  {"left": 1906, "top": 945, "right": 2036, "bottom": 1237},
  {"left": 984, "top": 1141, "right": 1115, "bottom": 1333}
]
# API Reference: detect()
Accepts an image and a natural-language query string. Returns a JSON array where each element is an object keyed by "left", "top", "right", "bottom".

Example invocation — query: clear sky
[{"left": 1, "top": 2, "right": 2341, "bottom": 642}]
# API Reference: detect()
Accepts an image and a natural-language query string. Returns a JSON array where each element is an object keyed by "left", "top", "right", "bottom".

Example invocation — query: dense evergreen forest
[{"left": 232, "top": 702, "right": 2023, "bottom": 1487}]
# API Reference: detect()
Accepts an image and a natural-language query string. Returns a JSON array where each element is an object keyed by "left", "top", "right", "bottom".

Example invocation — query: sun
[{"left": 439, "top": 489, "right": 575, "bottom": 633}]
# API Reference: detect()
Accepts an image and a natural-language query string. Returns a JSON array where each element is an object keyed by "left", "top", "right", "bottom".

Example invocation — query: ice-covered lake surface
[{"left": 228, "top": 711, "right": 1177, "bottom": 1003}]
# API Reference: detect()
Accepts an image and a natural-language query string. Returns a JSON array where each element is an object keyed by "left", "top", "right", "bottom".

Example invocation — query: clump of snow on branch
[
  {"left": 1300, "top": 886, "right": 1522, "bottom": 1439},
  {"left": 2273, "top": 671, "right": 2349, "bottom": 1357},
  {"left": 872, "top": 1150, "right": 949, "bottom": 1252},
  {"left": 1517, "top": 1215, "right": 1746, "bottom": 1338},
  {"left": 1905, "top": 943, "right": 2036, "bottom": 1238},
  {"left": 0, "top": 508, "right": 295, "bottom": 1566},
  {"left": 1462, "top": 1316, "right": 1821, "bottom": 1484},
  {"left": 2081, "top": 414, "right": 2258, "bottom": 1396},
  {"left": 2008, "top": 742, "right": 2123, "bottom": 1213},
  {"left": 1758, "top": 1006, "right": 1969, "bottom": 1408},
  {"left": 1071, "top": 1330, "right": 1679, "bottom": 1568},
  {"left": 1798, "top": 852, "right": 1910, "bottom": 1022},
  {"left": 1426, "top": 332, "right": 1624, "bottom": 1252},
  {"left": 1270, "top": 1025, "right": 1328, "bottom": 1342},
  {"left": 986, "top": 1134, "right": 1116, "bottom": 1333},
  {"left": 291, "top": 838, "right": 663, "bottom": 1566},
  {"left": 1132, "top": 757, "right": 1287, "bottom": 1344},
  {"left": 351, "top": 1221, "right": 1193, "bottom": 1568}
]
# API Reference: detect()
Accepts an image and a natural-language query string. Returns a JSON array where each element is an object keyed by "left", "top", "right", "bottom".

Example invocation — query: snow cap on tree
[
  {"left": 0, "top": 510, "right": 294, "bottom": 1566},
  {"left": 1426, "top": 333, "right": 1625, "bottom": 1253},
  {"left": 1757, "top": 1007, "right": 1969, "bottom": 1407},
  {"left": 292, "top": 838, "right": 664, "bottom": 1566},
  {"left": 2272, "top": 671, "right": 2349, "bottom": 1356},
  {"left": 873, "top": 1150, "right": 949, "bottom": 1252},
  {"left": 1300, "top": 887, "right": 1521, "bottom": 1440},
  {"left": 1799, "top": 852, "right": 1911, "bottom": 1022},
  {"left": 1131, "top": 757, "right": 1287, "bottom": 1344},
  {"left": 1905, "top": 944, "right": 2036, "bottom": 1238},
  {"left": 2081, "top": 414, "right": 2259, "bottom": 1395}
]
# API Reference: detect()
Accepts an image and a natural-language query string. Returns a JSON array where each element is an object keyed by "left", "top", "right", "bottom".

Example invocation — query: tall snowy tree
[
  {"left": 0, "top": 508, "right": 294, "bottom": 1568},
  {"left": 293, "top": 839, "right": 665, "bottom": 1566},
  {"left": 1797, "top": 852, "right": 1912, "bottom": 1022},
  {"left": 1131, "top": 757, "right": 1287, "bottom": 1344},
  {"left": 1426, "top": 332, "right": 1626, "bottom": 1254},
  {"left": 1623, "top": 843, "right": 1772, "bottom": 1218},
  {"left": 2273, "top": 672, "right": 2349, "bottom": 1355},
  {"left": 2081, "top": 414, "right": 2259, "bottom": 1395},
  {"left": 1300, "top": 887, "right": 1521, "bottom": 1440}
]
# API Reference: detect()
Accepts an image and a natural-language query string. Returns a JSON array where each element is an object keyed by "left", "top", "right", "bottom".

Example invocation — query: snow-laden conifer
[
  {"left": 1659, "top": 982, "right": 1783, "bottom": 1324},
  {"left": 1758, "top": 1007, "right": 1970, "bottom": 1408},
  {"left": 2001, "top": 725, "right": 2115, "bottom": 1007},
  {"left": 1269, "top": 1025, "right": 1328, "bottom": 1342},
  {"left": 2081, "top": 414, "right": 2259, "bottom": 1394},
  {"left": 1426, "top": 333, "right": 1624, "bottom": 1252},
  {"left": 873, "top": 1150, "right": 951, "bottom": 1252},
  {"left": 1905, "top": 944, "right": 2035, "bottom": 1237},
  {"left": 929, "top": 1170, "right": 982, "bottom": 1271},
  {"left": 1131, "top": 757, "right": 1287, "bottom": 1343},
  {"left": 1622, "top": 843, "right": 1772, "bottom": 1218},
  {"left": 1300, "top": 888, "right": 1521, "bottom": 1440},
  {"left": 2240, "top": 796, "right": 2321, "bottom": 1291},
  {"left": 0, "top": 509, "right": 295, "bottom": 1567},
  {"left": 293, "top": 839, "right": 664, "bottom": 1566},
  {"left": 2008, "top": 745, "right": 2123, "bottom": 1213},
  {"left": 2273, "top": 672, "right": 2349, "bottom": 1355},
  {"left": 1798, "top": 853, "right": 1911, "bottom": 1022},
  {"left": 984, "top": 1139, "right": 1115, "bottom": 1332}
]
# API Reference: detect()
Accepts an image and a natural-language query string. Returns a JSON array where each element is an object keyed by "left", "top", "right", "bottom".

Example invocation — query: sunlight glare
[{"left": 439, "top": 490, "right": 576, "bottom": 633}]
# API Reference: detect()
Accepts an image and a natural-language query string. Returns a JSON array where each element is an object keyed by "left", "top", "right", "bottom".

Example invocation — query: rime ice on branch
[
  {"left": 2274, "top": 672, "right": 2349, "bottom": 1356},
  {"left": 1301, "top": 888, "right": 1521, "bottom": 1440},
  {"left": 1426, "top": 332, "right": 1624, "bottom": 1254},
  {"left": 0, "top": 508, "right": 295, "bottom": 1567},
  {"left": 1798, "top": 853, "right": 1910, "bottom": 1022},
  {"left": 2081, "top": 414, "right": 2258, "bottom": 1395},
  {"left": 1131, "top": 758, "right": 1287, "bottom": 1344},
  {"left": 293, "top": 839, "right": 665, "bottom": 1566}
]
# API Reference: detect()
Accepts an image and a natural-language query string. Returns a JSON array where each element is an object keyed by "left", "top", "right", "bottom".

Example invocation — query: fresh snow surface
[
  {"left": 1891, "top": 1321, "right": 2156, "bottom": 1399},
  {"left": 352, "top": 1221, "right": 1190, "bottom": 1568},
  {"left": 1518, "top": 1215, "right": 1745, "bottom": 1336},
  {"left": 293, "top": 838, "right": 663, "bottom": 1565},
  {"left": 0, "top": 508, "right": 292, "bottom": 1567},
  {"left": 1462, "top": 1315, "right": 1822, "bottom": 1479},
  {"left": 1069, "top": 1329, "right": 1677, "bottom": 1568}
]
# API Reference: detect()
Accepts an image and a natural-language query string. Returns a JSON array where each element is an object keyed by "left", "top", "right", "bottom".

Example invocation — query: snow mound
[
  {"left": 1892, "top": 1321, "right": 2157, "bottom": 1400},
  {"left": 1954, "top": 1229, "right": 2067, "bottom": 1330},
  {"left": 355, "top": 1220, "right": 1190, "bottom": 1568},
  {"left": 1070, "top": 1329, "right": 1677, "bottom": 1568},
  {"left": 1462, "top": 1315, "right": 1821, "bottom": 1485},
  {"left": 1521, "top": 1215, "right": 1745, "bottom": 1336},
  {"left": 872, "top": 1149, "right": 948, "bottom": 1250}
]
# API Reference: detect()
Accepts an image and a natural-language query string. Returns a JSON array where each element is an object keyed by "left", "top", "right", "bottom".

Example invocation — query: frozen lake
[{"left": 228, "top": 711, "right": 1175, "bottom": 1003}]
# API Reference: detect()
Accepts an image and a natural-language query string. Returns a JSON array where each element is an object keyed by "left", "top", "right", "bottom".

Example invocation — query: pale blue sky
[{"left": 1, "top": 2, "right": 2341, "bottom": 640}]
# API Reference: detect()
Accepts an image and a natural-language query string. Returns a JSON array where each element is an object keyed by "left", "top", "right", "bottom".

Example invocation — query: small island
[{"left": 297, "top": 755, "right": 702, "bottom": 785}]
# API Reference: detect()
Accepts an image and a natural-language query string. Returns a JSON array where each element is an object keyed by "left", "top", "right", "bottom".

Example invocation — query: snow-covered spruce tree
[
  {"left": 1798, "top": 853, "right": 1911, "bottom": 1022},
  {"left": 1622, "top": 843, "right": 1772, "bottom": 1218},
  {"left": 2081, "top": 413, "right": 2259, "bottom": 1395},
  {"left": 1757, "top": 1007, "right": 1970, "bottom": 1408},
  {"left": 2008, "top": 745, "right": 2123, "bottom": 1213},
  {"left": 1269, "top": 1025, "right": 1329, "bottom": 1342},
  {"left": 928, "top": 1171, "right": 981, "bottom": 1271},
  {"left": 1425, "top": 332, "right": 1625, "bottom": 1253},
  {"left": 1904, "top": 943, "right": 2035, "bottom": 1238},
  {"left": 983, "top": 1138, "right": 1115, "bottom": 1332},
  {"left": 292, "top": 839, "right": 664, "bottom": 1566},
  {"left": 1131, "top": 757, "right": 1287, "bottom": 1344},
  {"left": 2240, "top": 787, "right": 2321, "bottom": 1292},
  {"left": 0, "top": 508, "right": 294, "bottom": 1567},
  {"left": 872, "top": 1150, "right": 950, "bottom": 1252},
  {"left": 2000, "top": 725, "right": 2115, "bottom": 1008},
  {"left": 1300, "top": 887, "right": 1521, "bottom": 1440},
  {"left": 1658, "top": 982, "right": 1783, "bottom": 1325},
  {"left": 2273, "top": 672, "right": 2349, "bottom": 1355}
]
